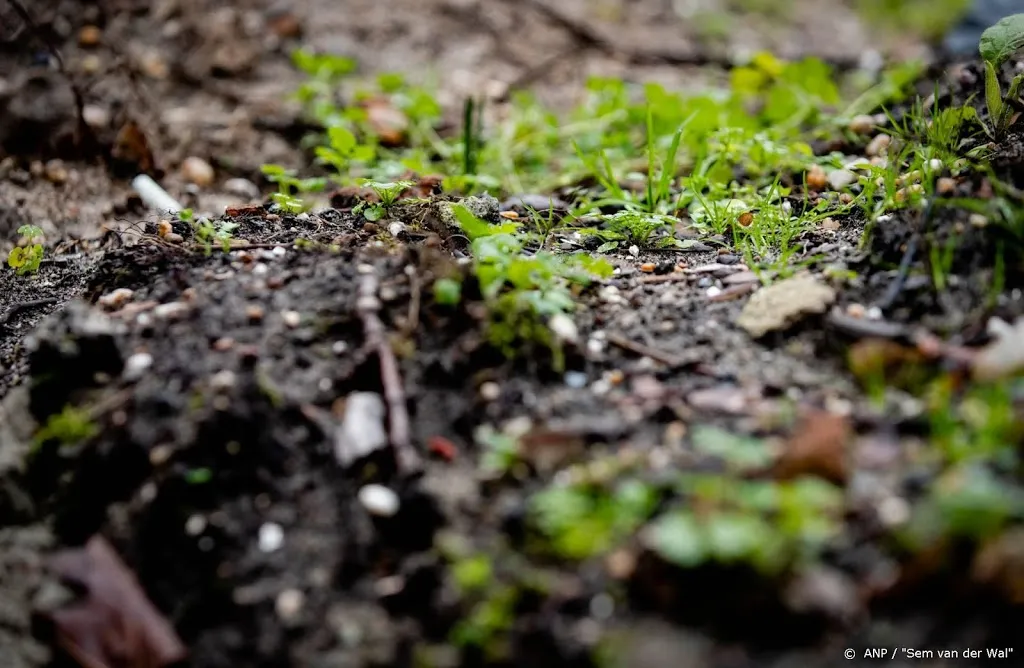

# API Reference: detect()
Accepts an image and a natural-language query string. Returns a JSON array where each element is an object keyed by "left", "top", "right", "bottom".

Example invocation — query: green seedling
[
  {"left": 33, "top": 405, "right": 98, "bottom": 449},
  {"left": 192, "top": 217, "right": 239, "bottom": 254},
  {"left": 354, "top": 179, "right": 414, "bottom": 221},
  {"left": 433, "top": 277, "right": 462, "bottom": 306},
  {"left": 979, "top": 13, "right": 1024, "bottom": 139},
  {"left": 7, "top": 224, "right": 44, "bottom": 276},
  {"left": 178, "top": 208, "right": 194, "bottom": 223},
  {"left": 261, "top": 163, "right": 327, "bottom": 213}
]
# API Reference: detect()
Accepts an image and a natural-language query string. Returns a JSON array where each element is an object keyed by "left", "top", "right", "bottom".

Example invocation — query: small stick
[
  {"left": 606, "top": 332, "right": 691, "bottom": 368},
  {"left": 404, "top": 270, "right": 421, "bottom": 336},
  {"left": 0, "top": 297, "right": 59, "bottom": 327},
  {"left": 357, "top": 271, "right": 421, "bottom": 475}
]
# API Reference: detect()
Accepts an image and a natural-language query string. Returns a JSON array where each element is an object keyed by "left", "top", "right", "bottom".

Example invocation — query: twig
[
  {"left": 0, "top": 297, "right": 59, "bottom": 327},
  {"left": 606, "top": 332, "right": 693, "bottom": 368},
  {"left": 876, "top": 193, "right": 936, "bottom": 313},
  {"left": 357, "top": 271, "right": 422, "bottom": 475}
]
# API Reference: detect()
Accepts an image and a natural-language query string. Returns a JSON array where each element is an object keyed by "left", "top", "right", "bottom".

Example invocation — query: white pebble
[
  {"left": 282, "top": 310, "right": 301, "bottom": 328},
  {"left": 332, "top": 341, "right": 349, "bottom": 355},
  {"left": 564, "top": 371, "right": 588, "bottom": 389},
  {"left": 123, "top": 352, "right": 153, "bottom": 380},
  {"left": 548, "top": 313, "right": 578, "bottom": 344},
  {"left": 153, "top": 301, "right": 191, "bottom": 320},
  {"left": 388, "top": 221, "right": 406, "bottom": 237},
  {"left": 706, "top": 286, "right": 722, "bottom": 298},
  {"left": 210, "top": 369, "right": 236, "bottom": 392},
  {"left": 358, "top": 484, "right": 400, "bottom": 517},
  {"left": 258, "top": 522, "right": 284, "bottom": 553},
  {"left": 272, "top": 245, "right": 287, "bottom": 257},
  {"left": 627, "top": 245, "right": 640, "bottom": 257},
  {"left": 252, "top": 263, "right": 269, "bottom": 276},
  {"left": 275, "top": 588, "right": 305, "bottom": 623},
  {"left": 98, "top": 288, "right": 134, "bottom": 310},
  {"left": 479, "top": 381, "right": 501, "bottom": 401},
  {"left": 827, "top": 169, "right": 857, "bottom": 190},
  {"left": 185, "top": 514, "right": 207, "bottom": 536}
]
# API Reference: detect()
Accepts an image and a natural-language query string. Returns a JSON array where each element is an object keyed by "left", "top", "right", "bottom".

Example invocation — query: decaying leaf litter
[{"left": 1, "top": 0, "right": 1024, "bottom": 667}]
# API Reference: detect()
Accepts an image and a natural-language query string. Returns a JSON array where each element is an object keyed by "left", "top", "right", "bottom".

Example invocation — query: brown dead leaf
[
  {"left": 46, "top": 535, "right": 186, "bottom": 668},
  {"left": 364, "top": 97, "right": 409, "bottom": 147},
  {"left": 111, "top": 119, "right": 155, "bottom": 174},
  {"left": 774, "top": 410, "right": 850, "bottom": 484}
]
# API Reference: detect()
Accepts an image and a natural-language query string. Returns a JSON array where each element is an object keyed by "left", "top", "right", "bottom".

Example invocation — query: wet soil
[{"left": 2, "top": 1, "right": 1024, "bottom": 668}]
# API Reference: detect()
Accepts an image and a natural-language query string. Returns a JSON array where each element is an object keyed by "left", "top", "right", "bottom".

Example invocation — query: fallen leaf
[
  {"left": 774, "top": 410, "right": 850, "bottom": 484},
  {"left": 46, "top": 535, "right": 187, "bottom": 668},
  {"left": 364, "top": 97, "right": 409, "bottom": 147},
  {"left": 111, "top": 119, "right": 155, "bottom": 174},
  {"left": 736, "top": 273, "right": 836, "bottom": 338}
]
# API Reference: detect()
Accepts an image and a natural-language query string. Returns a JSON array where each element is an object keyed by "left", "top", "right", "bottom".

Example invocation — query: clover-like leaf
[{"left": 979, "top": 13, "right": 1024, "bottom": 67}]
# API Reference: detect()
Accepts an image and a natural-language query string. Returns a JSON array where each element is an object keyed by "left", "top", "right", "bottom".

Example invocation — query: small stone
[
  {"left": 181, "top": 156, "right": 215, "bottom": 187},
  {"left": 928, "top": 158, "right": 943, "bottom": 171},
  {"left": 165, "top": 233, "right": 184, "bottom": 244},
  {"left": 153, "top": 301, "right": 191, "bottom": 320},
  {"left": 479, "top": 381, "right": 501, "bottom": 401},
  {"left": 275, "top": 588, "right": 305, "bottom": 624},
  {"left": 358, "top": 484, "right": 400, "bottom": 517},
  {"left": 969, "top": 213, "right": 988, "bottom": 228},
  {"left": 223, "top": 177, "right": 260, "bottom": 200},
  {"left": 827, "top": 169, "right": 856, "bottom": 190},
  {"left": 123, "top": 352, "right": 153, "bottom": 380},
  {"left": 258, "top": 522, "right": 284, "bottom": 553},
  {"left": 98, "top": 288, "right": 134, "bottom": 310},
  {"left": 79, "top": 25, "right": 102, "bottom": 47},
  {"left": 499, "top": 210, "right": 518, "bottom": 219},
  {"left": 806, "top": 164, "right": 827, "bottom": 191},
  {"left": 627, "top": 245, "right": 639, "bottom": 257},
  {"left": 387, "top": 221, "right": 406, "bottom": 237},
  {"left": 865, "top": 134, "right": 891, "bottom": 157},
  {"left": 878, "top": 496, "right": 910, "bottom": 527},
  {"left": 848, "top": 114, "right": 875, "bottom": 134},
  {"left": 736, "top": 273, "right": 836, "bottom": 338},
  {"left": 140, "top": 50, "right": 169, "bottom": 79},
  {"left": 44, "top": 159, "right": 68, "bottom": 184},
  {"left": 80, "top": 54, "right": 102, "bottom": 74},
  {"left": 213, "top": 337, "right": 234, "bottom": 351},
  {"left": 548, "top": 313, "right": 578, "bottom": 344},
  {"left": 281, "top": 310, "right": 301, "bottom": 328},
  {"left": 185, "top": 514, "right": 206, "bottom": 536},
  {"left": 246, "top": 305, "right": 265, "bottom": 322},
  {"left": 334, "top": 393, "right": 388, "bottom": 466},
  {"left": 639, "top": 262, "right": 656, "bottom": 273},
  {"left": 564, "top": 371, "right": 588, "bottom": 389},
  {"left": 846, "top": 303, "right": 866, "bottom": 318},
  {"left": 210, "top": 370, "right": 236, "bottom": 392},
  {"left": 937, "top": 177, "right": 956, "bottom": 195},
  {"left": 82, "top": 104, "right": 110, "bottom": 129}
]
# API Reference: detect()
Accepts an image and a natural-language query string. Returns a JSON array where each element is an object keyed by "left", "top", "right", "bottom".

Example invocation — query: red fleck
[{"left": 427, "top": 436, "right": 457, "bottom": 461}]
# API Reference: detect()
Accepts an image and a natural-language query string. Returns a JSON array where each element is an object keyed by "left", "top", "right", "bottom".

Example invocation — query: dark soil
[{"left": 3, "top": 2, "right": 1024, "bottom": 668}]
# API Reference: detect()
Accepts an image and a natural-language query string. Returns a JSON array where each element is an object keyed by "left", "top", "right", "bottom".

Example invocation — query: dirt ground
[{"left": 2, "top": 1, "right": 1024, "bottom": 668}]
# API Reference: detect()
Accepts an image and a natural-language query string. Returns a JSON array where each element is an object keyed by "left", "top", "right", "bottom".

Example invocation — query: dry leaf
[
  {"left": 774, "top": 409, "right": 850, "bottom": 484},
  {"left": 46, "top": 535, "right": 186, "bottom": 668}
]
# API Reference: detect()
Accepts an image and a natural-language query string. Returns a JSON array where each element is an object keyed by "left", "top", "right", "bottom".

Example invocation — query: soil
[{"left": 2, "top": 1, "right": 1024, "bottom": 668}]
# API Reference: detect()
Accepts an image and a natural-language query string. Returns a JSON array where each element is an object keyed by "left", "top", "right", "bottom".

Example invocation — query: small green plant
[
  {"left": 979, "top": 13, "right": 1024, "bottom": 139},
  {"left": 261, "top": 163, "right": 328, "bottom": 213},
  {"left": 452, "top": 205, "right": 612, "bottom": 370},
  {"left": 192, "top": 217, "right": 239, "bottom": 254},
  {"left": 353, "top": 179, "right": 414, "bottom": 221},
  {"left": 7, "top": 225, "right": 45, "bottom": 275},
  {"left": 33, "top": 405, "right": 98, "bottom": 448},
  {"left": 178, "top": 208, "right": 194, "bottom": 223},
  {"left": 433, "top": 277, "right": 462, "bottom": 306}
]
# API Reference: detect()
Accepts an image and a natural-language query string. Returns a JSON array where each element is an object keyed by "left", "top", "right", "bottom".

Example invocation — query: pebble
[
  {"left": 820, "top": 217, "right": 841, "bottom": 231},
  {"left": 275, "top": 589, "right": 305, "bottom": 624},
  {"left": 806, "top": 164, "right": 827, "bottom": 190},
  {"left": 209, "top": 370, "right": 236, "bottom": 392},
  {"left": 387, "top": 221, "right": 406, "bottom": 237},
  {"left": 586, "top": 337, "right": 605, "bottom": 356},
  {"left": 258, "top": 522, "right": 284, "bottom": 552},
  {"left": 358, "top": 484, "right": 400, "bottom": 517},
  {"left": 865, "top": 134, "right": 891, "bottom": 157},
  {"left": 271, "top": 245, "right": 287, "bottom": 257},
  {"left": 246, "top": 305, "right": 265, "bottom": 322},
  {"left": 165, "top": 233, "right": 184, "bottom": 244},
  {"left": 123, "top": 352, "right": 153, "bottom": 380},
  {"left": 223, "top": 177, "right": 260, "bottom": 200},
  {"left": 479, "top": 381, "right": 501, "bottom": 401},
  {"left": 937, "top": 177, "right": 956, "bottom": 195},
  {"left": 639, "top": 262, "right": 655, "bottom": 273},
  {"left": 627, "top": 245, "right": 639, "bottom": 258},
  {"left": 213, "top": 337, "right": 234, "bottom": 351},
  {"left": 181, "top": 156, "right": 215, "bottom": 187},
  {"left": 848, "top": 114, "right": 875, "bottom": 134},
  {"left": 564, "top": 371, "right": 588, "bottom": 389},
  {"left": 281, "top": 310, "right": 301, "bottom": 328},
  {"left": 153, "top": 301, "right": 190, "bottom": 320},
  {"left": 98, "top": 288, "right": 134, "bottom": 310},
  {"left": 185, "top": 514, "right": 206, "bottom": 536},
  {"left": 79, "top": 25, "right": 102, "bottom": 47},
  {"left": 827, "top": 169, "right": 856, "bottom": 190},
  {"left": 548, "top": 313, "right": 578, "bottom": 344},
  {"left": 969, "top": 213, "right": 988, "bottom": 228}
]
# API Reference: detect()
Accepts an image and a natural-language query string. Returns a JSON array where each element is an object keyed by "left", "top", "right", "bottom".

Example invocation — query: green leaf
[
  {"left": 979, "top": 13, "right": 1024, "bottom": 66},
  {"left": 691, "top": 425, "right": 773, "bottom": 471},
  {"left": 596, "top": 241, "right": 618, "bottom": 253},
  {"left": 433, "top": 278, "right": 462, "bottom": 305},
  {"left": 7, "top": 246, "right": 25, "bottom": 269},
  {"left": 647, "top": 512, "right": 705, "bottom": 568},
  {"left": 328, "top": 126, "right": 357, "bottom": 154},
  {"left": 985, "top": 60, "right": 1005, "bottom": 133}
]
